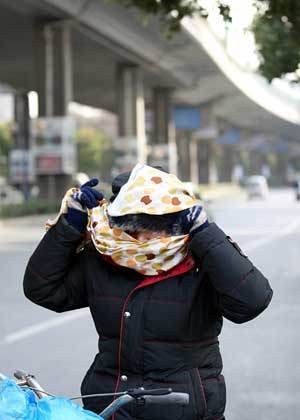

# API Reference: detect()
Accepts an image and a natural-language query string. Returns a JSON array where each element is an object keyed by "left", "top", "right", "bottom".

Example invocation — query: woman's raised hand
[
  {"left": 65, "top": 179, "right": 104, "bottom": 233},
  {"left": 72, "top": 178, "right": 104, "bottom": 209}
]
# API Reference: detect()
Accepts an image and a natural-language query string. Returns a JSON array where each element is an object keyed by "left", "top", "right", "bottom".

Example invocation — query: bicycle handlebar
[
  {"left": 14, "top": 370, "right": 47, "bottom": 399},
  {"left": 8, "top": 371, "right": 190, "bottom": 419},
  {"left": 142, "top": 392, "right": 189, "bottom": 405},
  {"left": 99, "top": 392, "right": 189, "bottom": 419}
]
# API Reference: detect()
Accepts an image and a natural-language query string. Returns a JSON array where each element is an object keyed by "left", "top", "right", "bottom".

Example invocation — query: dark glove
[
  {"left": 65, "top": 179, "right": 104, "bottom": 233},
  {"left": 65, "top": 208, "right": 88, "bottom": 234},
  {"left": 72, "top": 178, "right": 104, "bottom": 209}
]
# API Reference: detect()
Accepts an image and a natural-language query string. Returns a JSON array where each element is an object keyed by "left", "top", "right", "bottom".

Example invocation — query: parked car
[{"left": 245, "top": 175, "right": 269, "bottom": 199}]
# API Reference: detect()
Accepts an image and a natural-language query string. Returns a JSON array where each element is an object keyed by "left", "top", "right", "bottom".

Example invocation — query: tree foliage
[
  {"left": 111, "top": 0, "right": 230, "bottom": 36},
  {"left": 112, "top": 0, "right": 300, "bottom": 82},
  {"left": 252, "top": 0, "right": 300, "bottom": 82},
  {"left": 0, "top": 123, "right": 12, "bottom": 157},
  {"left": 76, "top": 127, "right": 114, "bottom": 181},
  {"left": 0, "top": 123, "right": 12, "bottom": 177}
]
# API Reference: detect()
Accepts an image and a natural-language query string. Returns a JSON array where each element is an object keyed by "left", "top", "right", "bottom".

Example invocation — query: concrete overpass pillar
[
  {"left": 149, "top": 88, "right": 177, "bottom": 175},
  {"left": 177, "top": 131, "right": 191, "bottom": 181},
  {"left": 249, "top": 151, "right": 263, "bottom": 175},
  {"left": 189, "top": 138, "right": 199, "bottom": 184},
  {"left": 14, "top": 93, "right": 30, "bottom": 150},
  {"left": 35, "top": 22, "right": 74, "bottom": 202},
  {"left": 187, "top": 104, "right": 218, "bottom": 184},
  {"left": 117, "top": 64, "right": 146, "bottom": 167},
  {"left": 12, "top": 92, "right": 30, "bottom": 199},
  {"left": 216, "top": 145, "right": 235, "bottom": 182},
  {"left": 37, "top": 23, "right": 73, "bottom": 116},
  {"left": 215, "top": 121, "right": 239, "bottom": 182},
  {"left": 153, "top": 88, "right": 170, "bottom": 145},
  {"left": 197, "top": 140, "right": 216, "bottom": 184}
]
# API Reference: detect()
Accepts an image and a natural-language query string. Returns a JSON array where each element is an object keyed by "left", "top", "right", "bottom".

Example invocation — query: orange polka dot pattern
[
  {"left": 107, "top": 163, "right": 198, "bottom": 217},
  {"left": 86, "top": 202, "right": 189, "bottom": 275},
  {"left": 46, "top": 163, "right": 197, "bottom": 275}
]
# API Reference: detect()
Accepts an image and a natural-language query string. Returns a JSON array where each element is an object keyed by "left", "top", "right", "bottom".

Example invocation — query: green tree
[
  {"left": 252, "top": 1, "right": 300, "bottom": 82},
  {"left": 112, "top": 0, "right": 300, "bottom": 82},
  {"left": 76, "top": 127, "right": 114, "bottom": 181},
  {"left": 111, "top": 0, "right": 230, "bottom": 35},
  {"left": 0, "top": 123, "right": 12, "bottom": 177}
]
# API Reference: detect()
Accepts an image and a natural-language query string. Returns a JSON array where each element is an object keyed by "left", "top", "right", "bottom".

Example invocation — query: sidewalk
[
  {"left": 0, "top": 214, "right": 50, "bottom": 246},
  {"left": 198, "top": 183, "right": 245, "bottom": 202}
]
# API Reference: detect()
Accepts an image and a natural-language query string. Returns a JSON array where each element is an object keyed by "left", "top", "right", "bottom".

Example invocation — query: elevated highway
[{"left": 0, "top": 0, "right": 299, "bottom": 188}]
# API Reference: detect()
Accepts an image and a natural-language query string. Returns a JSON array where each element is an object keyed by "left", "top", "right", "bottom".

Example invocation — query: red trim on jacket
[
  {"left": 134, "top": 254, "right": 195, "bottom": 289},
  {"left": 101, "top": 253, "right": 195, "bottom": 280},
  {"left": 112, "top": 254, "right": 196, "bottom": 419}
]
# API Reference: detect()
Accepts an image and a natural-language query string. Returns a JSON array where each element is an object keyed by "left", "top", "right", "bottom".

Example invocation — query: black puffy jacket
[{"left": 23, "top": 217, "right": 273, "bottom": 420}]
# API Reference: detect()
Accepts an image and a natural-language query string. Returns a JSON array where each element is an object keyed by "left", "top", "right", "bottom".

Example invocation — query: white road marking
[
  {"left": 3, "top": 309, "right": 89, "bottom": 345},
  {"left": 243, "top": 215, "right": 300, "bottom": 253}
]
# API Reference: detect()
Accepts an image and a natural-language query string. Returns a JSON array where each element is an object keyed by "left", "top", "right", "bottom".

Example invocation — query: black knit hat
[
  {"left": 109, "top": 166, "right": 189, "bottom": 236},
  {"left": 109, "top": 211, "right": 189, "bottom": 236}
]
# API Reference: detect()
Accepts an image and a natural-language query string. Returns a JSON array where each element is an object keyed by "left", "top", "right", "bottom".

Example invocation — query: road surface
[{"left": 0, "top": 188, "right": 299, "bottom": 419}]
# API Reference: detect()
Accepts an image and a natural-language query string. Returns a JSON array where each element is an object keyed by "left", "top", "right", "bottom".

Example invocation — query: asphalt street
[{"left": 0, "top": 188, "right": 299, "bottom": 419}]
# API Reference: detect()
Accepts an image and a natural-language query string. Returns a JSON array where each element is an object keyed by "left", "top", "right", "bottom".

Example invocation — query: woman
[{"left": 23, "top": 164, "right": 273, "bottom": 420}]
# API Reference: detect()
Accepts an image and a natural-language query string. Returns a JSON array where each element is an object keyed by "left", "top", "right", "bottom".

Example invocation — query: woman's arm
[
  {"left": 23, "top": 216, "right": 89, "bottom": 313},
  {"left": 189, "top": 223, "right": 273, "bottom": 323}
]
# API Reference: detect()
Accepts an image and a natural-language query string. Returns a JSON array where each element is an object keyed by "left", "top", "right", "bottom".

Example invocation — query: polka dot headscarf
[
  {"left": 47, "top": 164, "right": 198, "bottom": 275},
  {"left": 87, "top": 164, "right": 198, "bottom": 275},
  {"left": 107, "top": 163, "right": 197, "bottom": 216}
]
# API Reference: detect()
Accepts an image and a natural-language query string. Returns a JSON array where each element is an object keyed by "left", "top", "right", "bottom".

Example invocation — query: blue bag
[
  {"left": 0, "top": 379, "right": 103, "bottom": 419},
  {"left": 0, "top": 379, "right": 37, "bottom": 419},
  {"left": 36, "top": 397, "right": 101, "bottom": 420}
]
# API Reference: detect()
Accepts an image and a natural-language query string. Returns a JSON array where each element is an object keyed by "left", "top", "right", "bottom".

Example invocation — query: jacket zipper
[
  {"left": 112, "top": 288, "right": 136, "bottom": 420},
  {"left": 112, "top": 260, "right": 197, "bottom": 419}
]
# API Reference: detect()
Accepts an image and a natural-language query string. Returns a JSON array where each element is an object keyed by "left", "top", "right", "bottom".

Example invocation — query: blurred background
[{"left": 0, "top": 0, "right": 300, "bottom": 419}]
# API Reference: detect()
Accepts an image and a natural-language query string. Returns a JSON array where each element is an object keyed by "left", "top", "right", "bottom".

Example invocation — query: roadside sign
[
  {"left": 31, "top": 116, "right": 77, "bottom": 175},
  {"left": 9, "top": 149, "right": 34, "bottom": 184},
  {"left": 173, "top": 106, "right": 201, "bottom": 130},
  {"left": 216, "top": 128, "right": 240, "bottom": 145}
]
